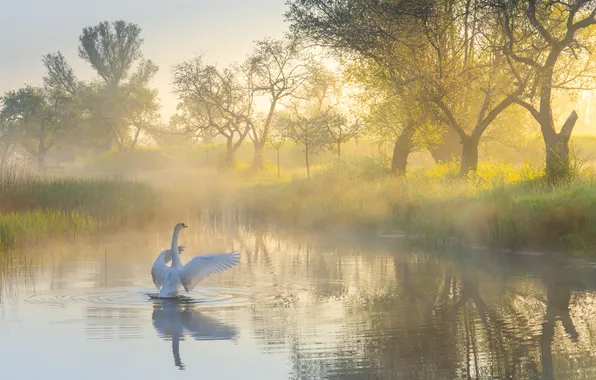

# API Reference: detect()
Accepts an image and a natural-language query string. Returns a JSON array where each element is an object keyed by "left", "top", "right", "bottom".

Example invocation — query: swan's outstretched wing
[
  {"left": 179, "top": 251, "right": 240, "bottom": 292},
  {"left": 151, "top": 246, "right": 185, "bottom": 289}
]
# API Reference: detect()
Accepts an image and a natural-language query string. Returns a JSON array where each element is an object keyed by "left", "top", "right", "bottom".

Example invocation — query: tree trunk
[
  {"left": 276, "top": 148, "right": 280, "bottom": 180},
  {"left": 225, "top": 136, "right": 235, "bottom": 167},
  {"left": 429, "top": 125, "right": 461, "bottom": 164},
  {"left": 202, "top": 130, "right": 213, "bottom": 144},
  {"left": 37, "top": 151, "right": 46, "bottom": 171},
  {"left": 38, "top": 119, "right": 47, "bottom": 171},
  {"left": 252, "top": 140, "right": 265, "bottom": 171},
  {"left": 391, "top": 140, "right": 409, "bottom": 176},
  {"left": 460, "top": 135, "right": 479, "bottom": 176},
  {"left": 130, "top": 126, "right": 142, "bottom": 151},
  {"left": 305, "top": 145, "right": 310, "bottom": 179},
  {"left": 543, "top": 111, "right": 578, "bottom": 181},
  {"left": 105, "top": 129, "right": 114, "bottom": 151},
  {"left": 545, "top": 136, "right": 571, "bottom": 180},
  {"left": 337, "top": 141, "right": 341, "bottom": 159},
  {"left": 391, "top": 125, "right": 414, "bottom": 175}
]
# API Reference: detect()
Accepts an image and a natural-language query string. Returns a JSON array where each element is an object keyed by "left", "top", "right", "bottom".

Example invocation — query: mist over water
[{"left": 1, "top": 216, "right": 596, "bottom": 379}]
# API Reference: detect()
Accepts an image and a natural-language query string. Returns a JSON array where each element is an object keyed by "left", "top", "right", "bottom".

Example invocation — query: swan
[{"left": 151, "top": 222, "right": 240, "bottom": 298}]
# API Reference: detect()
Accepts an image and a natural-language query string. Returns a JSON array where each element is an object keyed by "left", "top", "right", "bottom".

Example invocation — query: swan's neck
[{"left": 170, "top": 228, "right": 183, "bottom": 268}]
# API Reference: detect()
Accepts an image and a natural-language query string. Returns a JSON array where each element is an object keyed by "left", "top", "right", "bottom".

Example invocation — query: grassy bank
[
  {"left": 6, "top": 150, "right": 596, "bottom": 255},
  {"left": 237, "top": 157, "right": 596, "bottom": 253},
  {"left": 0, "top": 166, "right": 158, "bottom": 251}
]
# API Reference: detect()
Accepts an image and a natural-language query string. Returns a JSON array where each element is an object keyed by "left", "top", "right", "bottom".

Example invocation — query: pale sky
[{"left": 0, "top": 0, "right": 289, "bottom": 119}]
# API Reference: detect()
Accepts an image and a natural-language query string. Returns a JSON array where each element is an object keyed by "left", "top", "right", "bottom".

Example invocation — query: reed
[{"left": 0, "top": 164, "right": 158, "bottom": 251}]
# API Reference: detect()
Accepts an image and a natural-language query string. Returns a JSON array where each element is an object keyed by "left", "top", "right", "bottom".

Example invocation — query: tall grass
[
  {"left": 238, "top": 157, "right": 596, "bottom": 253},
  {"left": 0, "top": 165, "right": 158, "bottom": 251}
]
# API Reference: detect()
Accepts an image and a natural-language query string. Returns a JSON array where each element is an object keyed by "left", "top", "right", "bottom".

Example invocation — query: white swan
[{"left": 151, "top": 222, "right": 240, "bottom": 298}]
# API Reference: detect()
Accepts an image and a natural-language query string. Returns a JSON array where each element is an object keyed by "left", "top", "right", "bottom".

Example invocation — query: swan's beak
[{"left": 182, "top": 223, "right": 188, "bottom": 228}]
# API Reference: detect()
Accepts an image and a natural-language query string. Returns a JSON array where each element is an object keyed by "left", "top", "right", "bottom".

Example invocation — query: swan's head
[{"left": 175, "top": 222, "right": 188, "bottom": 232}]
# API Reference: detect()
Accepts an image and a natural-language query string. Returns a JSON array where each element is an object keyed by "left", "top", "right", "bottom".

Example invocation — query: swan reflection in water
[{"left": 151, "top": 298, "right": 238, "bottom": 370}]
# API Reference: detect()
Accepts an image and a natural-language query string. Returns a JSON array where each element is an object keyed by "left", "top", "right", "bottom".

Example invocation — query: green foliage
[
  {"left": 78, "top": 20, "right": 144, "bottom": 87},
  {"left": 0, "top": 165, "right": 157, "bottom": 251},
  {"left": 238, "top": 158, "right": 596, "bottom": 253},
  {"left": 0, "top": 85, "right": 79, "bottom": 167}
]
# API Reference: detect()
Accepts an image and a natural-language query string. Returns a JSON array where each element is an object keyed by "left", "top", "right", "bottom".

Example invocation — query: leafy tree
[
  {"left": 365, "top": 96, "right": 442, "bottom": 175},
  {"left": 120, "top": 59, "right": 161, "bottom": 150},
  {"left": 0, "top": 86, "right": 77, "bottom": 169},
  {"left": 287, "top": 0, "right": 522, "bottom": 175},
  {"left": 345, "top": 59, "right": 440, "bottom": 174},
  {"left": 42, "top": 52, "right": 80, "bottom": 97},
  {"left": 78, "top": 20, "right": 145, "bottom": 151},
  {"left": 0, "top": 121, "right": 20, "bottom": 167},
  {"left": 492, "top": 0, "right": 596, "bottom": 180}
]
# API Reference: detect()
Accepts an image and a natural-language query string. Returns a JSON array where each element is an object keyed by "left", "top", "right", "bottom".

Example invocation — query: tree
[
  {"left": 364, "top": 96, "right": 442, "bottom": 175},
  {"left": 0, "top": 86, "right": 77, "bottom": 170},
  {"left": 286, "top": 0, "right": 522, "bottom": 175},
  {"left": 279, "top": 106, "right": 330, "bottom": 178},
  {"left": 268, "top": 116, "right": 287, "bottom": 179},
  {"left": 322, "top": 111, "right": 362, "bottom": 158},
  {"left": 172, "top": 56, "right": 251, "bottom": 167},
  {"left": 345, "top": 59, "right": 440, "bottom": 174},
  {"left": 120, "top": 59, "right": 161, "bottom": 150},
  {"left": 0, "top": 121, "right": 20, "bottom": 167},
  {"left": 493, "top": 0, "right": 596, "bottom": 180},
  {"left": 244, "top": 37, "right": 310, "bottom": 170},
  {"left": 42, "top": 52, "right": 80, "bottom": 97},
  {"left": 287, "top": 0, "right": 462, "bottom": 164},
  {"left": 78, "top": 20, "right": 144, "bottom": 151},
  {"left": 296, "top": 63, "right": 363, "bottom": 159}
]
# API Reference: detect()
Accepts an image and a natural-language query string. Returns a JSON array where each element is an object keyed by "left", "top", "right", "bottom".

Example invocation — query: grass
[
  {"left": 0, "top": 165, "right": 158, "bottom": 251},
  {"left": 6, "top": 140, "right": 596, "bottom": 256},
  {"left": 235, "top": 156, "right": 596, "bottom": 254}
]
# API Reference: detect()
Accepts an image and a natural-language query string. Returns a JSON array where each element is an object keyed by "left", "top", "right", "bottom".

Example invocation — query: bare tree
[
  {"left": 244, "top": 38, "right": 310, "bottom": 170},
  {"left": 172, "top": 56, "right": 251, "bottom": 167},
  {"left": 279, "top": 106, "right": 330, "bottom": 178},
  {"left": 322, "top": 111, "right": 362, "bottom": 158}
]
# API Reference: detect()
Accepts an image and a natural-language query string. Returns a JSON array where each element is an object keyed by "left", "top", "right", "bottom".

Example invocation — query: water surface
[{"left": 1, "top": 221, "right": 596, "bottom": 379}]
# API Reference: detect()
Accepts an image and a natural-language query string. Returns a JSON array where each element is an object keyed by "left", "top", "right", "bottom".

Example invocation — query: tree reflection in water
[
  {"left": 7, "top": 213, "right": 596, "bottom": 379},
  {"left": 226, "top": 220, "right": 596, "bottom": 379}
]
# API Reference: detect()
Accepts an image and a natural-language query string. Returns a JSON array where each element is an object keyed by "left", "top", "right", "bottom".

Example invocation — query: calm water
[{"left": 2, "top": 219, "right": 596, "bottom": 379}]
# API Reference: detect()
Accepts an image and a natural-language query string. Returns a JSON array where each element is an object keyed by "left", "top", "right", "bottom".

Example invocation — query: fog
[{"left": 4, "top": 1, "right": 596, "bottom": 378}]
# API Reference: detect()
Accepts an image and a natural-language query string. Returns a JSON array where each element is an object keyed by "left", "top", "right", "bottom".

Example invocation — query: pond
[{"left": 1, "top": 218, "right": 596, "bottom": 379}]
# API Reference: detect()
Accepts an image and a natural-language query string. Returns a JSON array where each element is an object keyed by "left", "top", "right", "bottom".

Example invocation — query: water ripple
[{"left": 22, "top": 286, "right": 255, "bottom": 309}]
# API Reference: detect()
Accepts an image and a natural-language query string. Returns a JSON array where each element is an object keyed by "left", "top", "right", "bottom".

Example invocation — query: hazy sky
[{"left": 0, "top": 0, "right": 289, "bottom": 118}]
